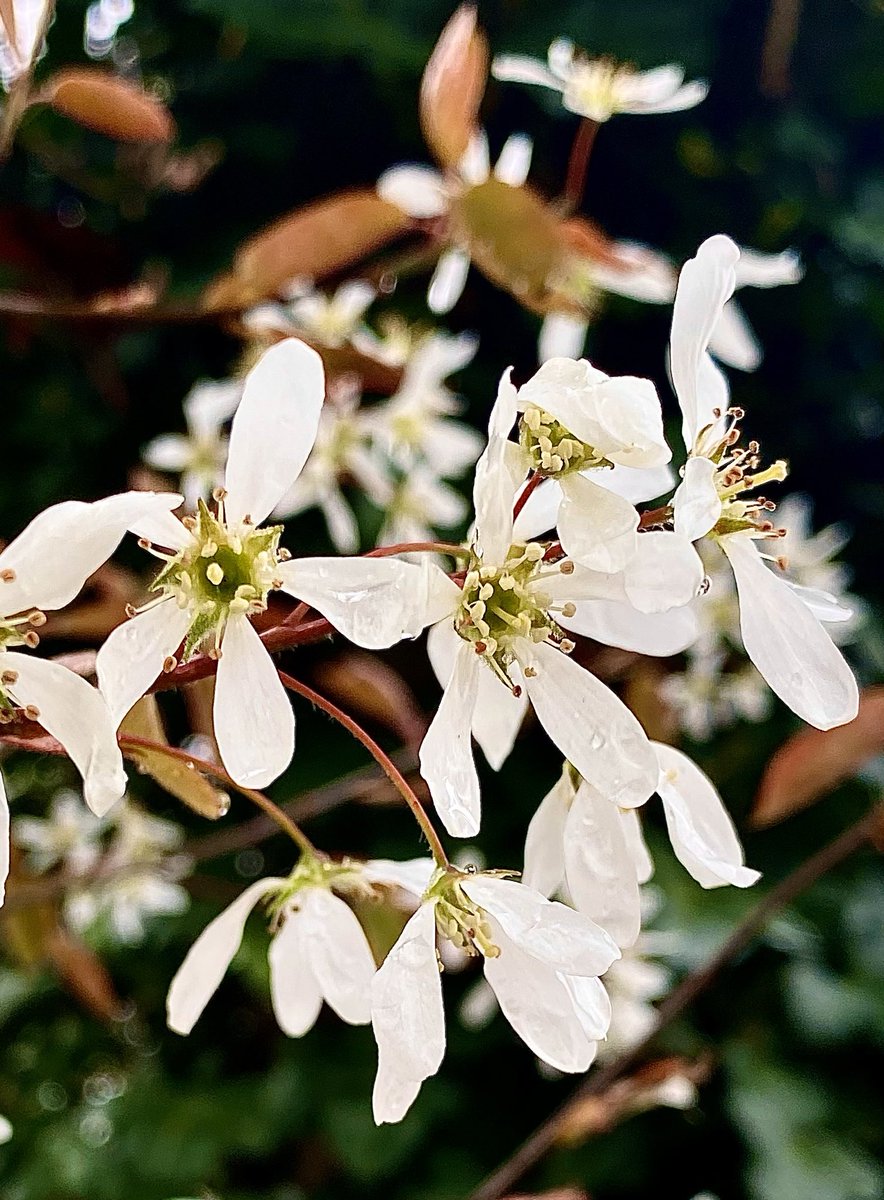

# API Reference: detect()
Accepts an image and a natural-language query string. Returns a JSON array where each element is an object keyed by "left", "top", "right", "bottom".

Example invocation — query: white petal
[
  {"left": 320, "top": 490, "right": 360, "bottom": 555},
  {"left": 596, "top": 461, "right": 675, "bottom": 505},
  {"left": 654, "top": 741, "right": 760, "bottom": 888},
  {"left": 472, "top": 369, "right": 519, "bottom": 564},
  {"left": 620, "top": 807, "right": 654, "bottom": 884},
  {"left": 494, "top": 133, "right": 533, "bottom": 187},
  {"left": 522, "top": 766, "right": 574, "bottom": 897},
  {"left": 621, "top": 530, "right": 704, "bottom": 613},
  {"left": 214, "top": 615, "right": 295, "bottom": 788},
  {"left": 297, "top": 887, "right": 376, "bottom": 1024},
  {"left": 563, "top": 783, "right": 642, "bottom": 947},
  {"left": 128, "top": 508, "right": 191, "bottom": 552},
  {"left": 459, "top": 130, "right": 490, "bottom": 186},
  {"left": 538, "top": 311, "right": 589, "bottom": 362},
  {"left": 512, "top": 477, "right": 562, "bottom": 542},
  {"left": 562, "top": 972, "right": 612, "bottom": 1041},
  {"left": 491, "top": 54, "right": 563, "bottom": 92},
  {"left": 0, "top": 770, "right": 8, "bottom": 907},
  {"left": 142, "top": 433, "right": 192, "bottom": 473},
  {"left": 482, "top": 919, "right": 598, "bottom": 1073},
  {"left": 787, "top": 581, "right": 854, "bottom": 624},
  {"left": 184, "top": 378, "right": 242, "bottom": 441},
  {"left": 419, "top": 640, "right": 481, "bottom": 836},
  {"left": 461, "top": 875, "right": 619, "bottom": 976},
  {"left": 224, "top": 339, "right": 326, "bottom": 527},
  {"left": 371, "top": 903, "right": 445, "bottom": 1123},
  {"left": 734, "top": 248, "right": 803, "bottom": 289},
  {"left": 558, "top": 473, "right": 638, "bottom": 574},
  {"left": 268, "top": 906, "right": 323, "bottom": 1036},
  {"left": 588, "top": 242, "right": 676, "bottom": 304},
  {"left": 709, "top": 299, "right": 762, "bottom": 371},
  {"left": 721, "top": 535, "right": 859, "bottom": 730},
  {"left": 7, "top": 654, "right": 126, "bottom": 817},
  {"left": 673, "top": 456, "right": 722, "bottom": 542},
  {"left": 167, "top": 877, "right": 283, "bottom": 1034},
  {"left": 277, "top": 556, "right": 458, "bottom": 649},
  {"left": 428, "top": 247, "right": 470, "bottom": 314},
  {"left": 376, "top": 165, "right": 448, "bottom": 217},
  {"left": 562, "top": 596, "right": 699, "bottom": 656},
  {"left": 670, "top": 235, "right": 739, "bottom": 449},
  {"left": 332, "top": 280, "right": 376, "bottom": 324},
  {"left": 0, "top": 491, "right": 182, "bottom": 616},
  {"left": 96, "top": 600, "right": 193, "bottom": 727},
  {"left": 361, "top": 857, "right": 435, "bottom": 896},
  {"left": 523, "top": 640, "right": 658, "bottom": 809}
]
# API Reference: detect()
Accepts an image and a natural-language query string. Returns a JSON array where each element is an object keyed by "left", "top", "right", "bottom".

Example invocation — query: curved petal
[
  {"left": 523, "top": 640, "right": 657, "bottom": 809},
  {"left": 483, "top": 919, "right": 598, "bottom": 1073},
  {"left": 428, "top": 247, "right": 470, "bottom": 315},
  {"left": 214, "top": 615, "right": 295, "bottom": 788},
  {"left": 419, "top": 640, "right": 481, "bottom": 836},
  {"left": 494, "top": 133, "right": 533, "bottom": 187},
  {"left": 539, "top": 312, "right": 588, "bottom": 363},
  {"left": 167, "top": 877, "right": 284, "bottom": 1034},
  {"left": 654, "top": 742, "right": 760, "bottom": 888},
  {"left": 268, "top": 906, "right": 323, "bottom": 1037},
  {"left": 722, "top": 534, "right": 859, "bottom": 730},
  {"left": 128, "top": 508, "right": 191, "bottom": 552},
  {"left": 670, "top": 235, "right": 739, "bottom": 450},
  {"left": 563, "top": 783, "right": 642, "bottom": 947},
  {"left": 7, "top": 653, "right": 126, "bottom": 817},
  {"left": 491, "top": 54, "right": 563, "bottom": 91},
  {"left": 561, "top": 597, "right": 700, "bottom": 656},
  {"left": 621, "top": 530, "right": 704, "bottom": 613},
  {"left": 371, "top": 902, "right": 445, "bottom": 1123},
  {"left": 377, "top": 164, "right": 448, "bottom": 218},
  {"left": 558, "top": 473, "right": 638, "bottom": 574},
  {"left": 361, "top": 857, "right": 435, "bottom": 897},
  {"left": 0, "top": 491, "right": 182, "bottom": 616},
  {"left": 589, "top": 242, "right": 676, "bottom": 303},
  {"left": 709, "top": 299, "right": 761, "bottom": 371},
  {"left": 298, "top": 887, "right": 376, "bottom": 1024},
  {"left": 461, "top": 875, "right": 619, "bottom": 976},
  {"left": 620, "top": 807, "right": 654, "bottom": 884},
  {"left": 277, "top": 556, "right": 458, "bottom": 649},
  {"left": 521, "top": 766, "right": 574, "bottom": 897},
  {"left": 673, "top": 456, "right": 722, "bottom": 542},
  {"left": 472, "top": 369, "right": 520, "bottom": 564},
  {"left": 734, "top": 248, "right": 802, "bottom": 289},
  {"left": 0, "top": 770, "right": 8, "bottom": 906},
  {"left": 512, "top": 477, "right": 562, "bottom": 542},
  {"left": 596, "top": 462, "right": 675, "bottom": 505},
  {"left": 562, "top": 972, "right": 613, "bottom": 1041},
  {"left": 224, "top": 339, "right": 326, "bottom": 527},
  {"left": 96, "top": 600, "right": 193, "bottom": 727},
  {"left": 142, "top": 433, "right": 193, "bottom": 473}
]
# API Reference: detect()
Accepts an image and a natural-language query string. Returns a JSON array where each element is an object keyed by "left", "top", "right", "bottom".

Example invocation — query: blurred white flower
[
  {"left": 371, "top": 868, "right": 619, "bottom": 1123},
  {"left": 492, "top": 39, "right": 708, "bottom": 123},
  {"left": 167, "top": 856, "right": 433, "bottom": 1037},
  {"left": 142, "top": 379, "right": 242, "bottom": 511},
  {"left": 377, "top": 467, "right": 469, "bottom": 551},
  {"left": 13, "top": 789, "right": 104, "bottom": 876},
  {"left": 0, "top": 1115, "right": 10, "bottom": 1144},
  {"left": 245, "top": 279, "right": 376, "bottom": 349}
]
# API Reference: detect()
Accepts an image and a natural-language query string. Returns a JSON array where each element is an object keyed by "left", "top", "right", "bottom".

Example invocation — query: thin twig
[
  {"left": 467, "top": 801, "right": 883, "bottom": 1200},
  {"left": 562, "top": 118, "right": 599, "bottom": 215}
]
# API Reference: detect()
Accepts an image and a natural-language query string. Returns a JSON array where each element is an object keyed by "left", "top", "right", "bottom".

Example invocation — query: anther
[
  {"left": 523, "top": 665, "right": 537, "bottom": 678},
  {"left": 0, "top": 569, "right": 15, "bottom": 582},
  {"left": 28, "top": 610, "right": 47, "bottom": 627},
  {"left": 278, "top": 548, "right": 292, "bottom": 561},
  {"left": 182, "top": 516, "right": 197, "bottom": 531},
  {"left": 776, "top": 555, "right": 789, "bottom": 571},
  {"left": 23, "top": 631, "right": 39, "bottom": 648},
  {"left": 125, "top": 603, "right": 138, "bottom": 618},
  {"left": 206, "top": 563, "right": 224, "bottom": 586},
  {"left": 1, "top": 669, "right": 18, "bottom": 685},
  {"left": 163, "top": 655, "right": 178, "bottom": 673},
  {"left": 212, "top": 487, "right": 228, "bottom": 502},
  {"left": 560, "top": 638, "right": 575, "bottom": 654},
  {"left": 475, "top": 641, "right": 487, "bottom": 654},
  {"left": 561, "top": 602, "right": 576, "bottom": 618},
  {"left": 559, "top": 560, "right": 575, "bottom": 575},
  {"left": 208, "top": 647, "right": 222, "bottom": 661},
  {"left": 137, "top": 538, "right": 152, "bottom": 550},
  {"left": 24, "top": 704, "right": 40, "bottom": 721}
]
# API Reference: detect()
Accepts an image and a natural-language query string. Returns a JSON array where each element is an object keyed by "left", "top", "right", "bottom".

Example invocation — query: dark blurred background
[{"left": 0, "top": 2, "right": 882, "bottom": 1198}]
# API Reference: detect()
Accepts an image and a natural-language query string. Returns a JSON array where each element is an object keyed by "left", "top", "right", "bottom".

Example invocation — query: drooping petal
[
  {"left": 277, "top": 556, "right": 458, "bottom": 649},
  {"left": 562, "top": 972, "right": 613, "bottom": 1041},
  {"left": 297, "top": 887, "right": 376, "bottom": 1024},
  {"left": 522, "top": 639, "right": 658, "bottom": 809},
  {"left": 0, "top": 770, "right": 8, "bottom": 907},
  {"left": 589, "top": 241, "right": 676, "bottom": 303},
  {"left": 621, "top": 530, "right": 704, "bottom": 613},
  {"left": 721, "top": 534, "right": 859, "bottom": 730},
  {"left": 224, "top": 339, "right": 326, "bottom": 527},
  {"left": 673, "top": 456, "right": 722, "bottom": 542},
  {"left": 709, "top": 299, "right": 761, "bottom": 371},
  {"left": 558, "top": 473, "right": 638, "bottom": 574},
  {"left": 371, "top": 902, "right": 445, "bottom": 1124},
  {"left": 361, "top": 857, "right": 436, "bottom": 897},
  {"left": 472, "top": 661, "right": 529, "bottom": 770},
  {"left": 167, "top": 877, "right": 284, "bottom": 1034},
  {"left": 214, "top": 615, "right": 295, "bottom": 788},
  {"left": 563, "top": 783, "right": 642, "bottom": 947},
  {"left": 428, "top": 247, "right": 471, "bottom": 314},
  {"left": 491, "top": 53, "right": 563, "bottom": 91},
  {"left": 670, "top": 235, "right": 739, "bottom": 450},
  {"left": 538, "top": 311, "right": 589, "bottom": 363},
  {"left": 734, "top": 247, "right": 802, "bottom": 289},
  {"left": 482, "top": 918, "right": 598, "bottom": 1073},
  {"left": 7, "top": 653, "right": 126, "bottom": 817},
  {"left": 419, "top": 640, "right": 481, "bottom": 836},
  {"left": 522, "top": 766, "right": 574, "bottom": 897},
  {"left": 268, "top": 905, "right": 323, "bottom": 1037},
  {"left": 461, "top": 875, "right": 620, "bottom": 976},
  {"left": 561, "top": 596, "right": 700, "bottom": 656},
  {"left": 96, "top": 599, "right": 193, "bottom": 727},
  {"left": 654, "top": 741, "right": 760, "bottom": 888},
  {"left": 619, "top": 807, "right": 655, "bottom": 884},
  {"left": 493, "top": 133, "right": 533, "bottom": 187},
  {"left": 472, "top": 369, "right": 519, "bottom": 564},
  {"left": 0, "top": 491, "right": 182, "bottom": 617}
]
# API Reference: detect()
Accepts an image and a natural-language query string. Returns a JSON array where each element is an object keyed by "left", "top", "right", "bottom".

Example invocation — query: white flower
[
  {"left": 97, "top": 339, "right": 454, "bottom": 790},
  {"left": 492, "top": 39, "right": 708, "bottom": 123},
  {"left": 245, "top": 279, "right": 377, "bottom": 349},
  {"left": 0, "top": 0, "right": 51, "bottom": 89},
  {"left": 0, "top": 1115, "right": 10, "bottom": 1144},
  {"left": 371, "top": 867, "right": 619, "bottom": 1123},
  {"left": 668, "top": 235, "right": 858, "bottom": 731},
  {"left": 167, "top": 856, "right": 432, "bottom": 1038},
  {"left": 378, "top": 131, "right": 534, "bottom": 314},
  {"left": 13, "top": 788, "right": 104, "bottom": 876},
  {"left": 377, "top": 467, "right": 469, "bottom": 551},
  {"left": 143, "top": 378, "right": 242, "bottom": 511},
  {"left": 0, "top": 489, "right": 182, "bottom": 904}
]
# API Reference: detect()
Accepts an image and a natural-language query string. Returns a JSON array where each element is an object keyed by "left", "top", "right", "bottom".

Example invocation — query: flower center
[
  {"left": 702, "top": 409, "right": 789, "bottom": 540},
  {"left": 427, "top": 870, "right": 500, "bottom": 959},
  {"left": 519, "top": 406, "right": 611, "bottom": 477},
  {"left": 567, "top": 60, "right": 631, "bottom": 122},
  {"left": 149, "top": 498, "right": 283, "bottom": 661}
]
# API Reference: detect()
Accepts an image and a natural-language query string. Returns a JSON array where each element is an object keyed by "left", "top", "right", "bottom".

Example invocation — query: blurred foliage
[{"left": 0, "top": 1, "right": 883, "bottom": 1199}]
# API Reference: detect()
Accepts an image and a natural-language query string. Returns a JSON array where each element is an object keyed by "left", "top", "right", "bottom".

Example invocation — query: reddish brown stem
[
  {"left": 563, "top": 118, "right": 600, "bottom": 214},
  {"left": 512, "top": 472, "right": 543, "bottom": 524}
]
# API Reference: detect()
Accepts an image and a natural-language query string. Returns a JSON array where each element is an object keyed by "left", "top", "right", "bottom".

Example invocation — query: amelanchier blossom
[
  {"left": 97, "top": 338, "right": 455, "bottom": 790},
  {"left": 668, "top": 236, "right": 858, "bottom": 731},
  {"left": 378, "top": 130, "right": 535, "bottom": 314},
  {"left": 167, "top": 855, "right": 433, "bottom": 1038},
  {"left": 491, "top": 38, "right": 708, "bottom": 123},
  {"left": 142, "top": 378, "right": 242, "bottom": 510},
  {"left": 371, "top": 867, "right": 619, "bottom": 1123},
  {"left": 0, "top": 489, "right": 183, "bottom": 904},
  {"left": 13, "top": 788, "right": 105, "bottom": 876},
  {"left": 246, "top": 279, "right": 377, "bottom": 350}
]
